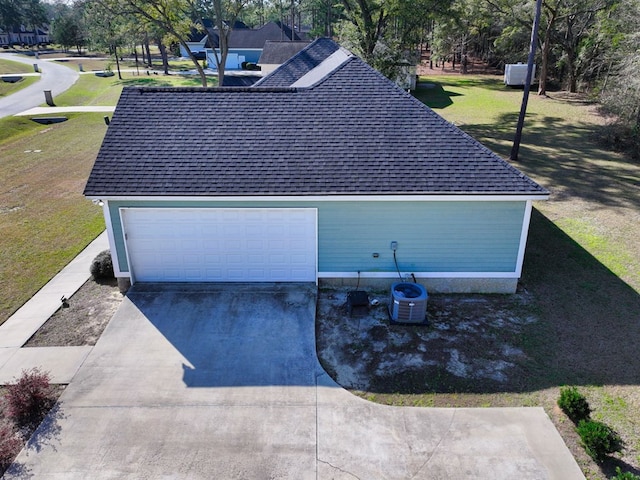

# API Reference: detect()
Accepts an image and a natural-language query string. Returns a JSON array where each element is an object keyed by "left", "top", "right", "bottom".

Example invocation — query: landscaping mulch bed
[{"left": 24, "top": 278, "right": 122, "bottom": 347}]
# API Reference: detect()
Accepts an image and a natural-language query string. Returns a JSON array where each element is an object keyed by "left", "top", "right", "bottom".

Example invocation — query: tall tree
[
  {"left": 596, "top": 0, "right": 640, "bottom": 153},
  {"left": 340, "top": 0, "right": 453, "bottom": 77},
  {"left": 193, "top": 0, "right": 248, "bottom": 84},
  {"left": 52, "top": 2, "right": 88, "bottom": 53},
  {"left": 0, "top": 0, "right": 22, "bottom": 32},
  {"left": 90, "top": 0, "right": 209, "bottom": 85}
]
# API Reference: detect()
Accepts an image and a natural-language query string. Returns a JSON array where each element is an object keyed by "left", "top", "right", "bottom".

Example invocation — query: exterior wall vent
[{"left": 389, "top": 282, "right": 428, "bottom": 324}]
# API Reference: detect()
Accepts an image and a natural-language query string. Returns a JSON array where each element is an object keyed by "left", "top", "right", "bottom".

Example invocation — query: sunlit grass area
[
  {"left": 0, "top": 114, "right": 107, "bottom": 322},
  {"left": 0, "top": 58, "right": 40, "bottom": 97},
  {"left": 416, "top": 75, "right": 640, "bottom": 290}
]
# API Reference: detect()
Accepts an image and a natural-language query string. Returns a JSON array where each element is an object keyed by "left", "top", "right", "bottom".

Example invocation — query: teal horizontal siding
[
  {"left": 107, "top": 200, "right": 525, "bottom": 275},
  {"left": 318, "top": 202, "right": 524, "bottom": 273}
]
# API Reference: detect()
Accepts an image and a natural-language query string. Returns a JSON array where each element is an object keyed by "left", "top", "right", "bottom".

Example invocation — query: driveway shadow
[{"left": 126, "top": 283, "right": 321, "bottom": 388}]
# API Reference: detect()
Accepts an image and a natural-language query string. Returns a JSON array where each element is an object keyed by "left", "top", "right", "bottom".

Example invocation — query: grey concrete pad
[
  {"left": 0, "top": 231, "right": 109, "bottom": 348},
  {"left": 4, "top": 284, "right": 585, "bottom": 479},
  {"left": 0, "top": 346, "right": 93, "bottom": 384},
  {"left": 0, "top": 348, "right": 18, "bottom": 370},
  {"left": 316, "top": 375, "right": 584, "bottom": 479}
]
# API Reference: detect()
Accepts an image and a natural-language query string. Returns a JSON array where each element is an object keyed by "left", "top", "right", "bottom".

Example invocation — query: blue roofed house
[{"left": 84, "top": 38, "right": 548, "bottom": 293}]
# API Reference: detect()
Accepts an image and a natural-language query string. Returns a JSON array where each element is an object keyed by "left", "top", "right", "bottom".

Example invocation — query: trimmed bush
[
  {"left": 576, "top": 419, "right": 622, "bottom": 463},
  {"left": 558, "top": 386, "right": 591, "bottom": 423},
  {"left": 611, "top": 467, "right": 640, "bottom": 480},
  {"left": 0, "top": 421, "right": 23, "bottom": 470},
  {"left": 4, "top": 368, "right": 56, "bottom": 430},
  {"left": 90, "top": 249, "right": 114, "bottom": 280}
]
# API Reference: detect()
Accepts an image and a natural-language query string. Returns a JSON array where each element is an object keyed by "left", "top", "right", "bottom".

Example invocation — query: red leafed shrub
[
  {"left": 4, "top": 368, "right": 56, "bottom": 430},
  {"left": 0, "top": 421, "right": 22, "bottom": 470}
]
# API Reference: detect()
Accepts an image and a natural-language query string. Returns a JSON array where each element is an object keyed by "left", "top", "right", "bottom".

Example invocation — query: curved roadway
[{"left": 0, "top": 52, "right": 79, "bottom": 119}]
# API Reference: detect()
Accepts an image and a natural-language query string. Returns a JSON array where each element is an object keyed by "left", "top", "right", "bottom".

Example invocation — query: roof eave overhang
[{"left": 84, "top": 193, "right": 550, "bottom": 202}]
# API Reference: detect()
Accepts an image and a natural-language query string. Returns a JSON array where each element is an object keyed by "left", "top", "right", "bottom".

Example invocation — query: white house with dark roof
[
  {"left": 180, "top": 21, "right": 305, "bottom": 69},
  {"left": 85, "top": 38, "right": 548, "bottom": 293}
]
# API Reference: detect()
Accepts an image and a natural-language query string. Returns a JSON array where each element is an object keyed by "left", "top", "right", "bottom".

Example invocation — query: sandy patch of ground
[
  {"left": 24, "top": 278, "right": 122, "bottom": 347},
  {"left": 316, "top": 286, "right": 539, "bottom": 394}
]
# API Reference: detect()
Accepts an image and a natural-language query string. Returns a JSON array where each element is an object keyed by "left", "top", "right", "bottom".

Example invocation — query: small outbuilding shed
[{"left": 84, "top": 39, "right": 548, "bottom": 293}]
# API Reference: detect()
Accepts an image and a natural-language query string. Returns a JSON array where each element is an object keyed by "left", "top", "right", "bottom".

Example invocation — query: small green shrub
[
  {"left": 4, "top": 368, "right": 56, "bottom": 430},
  {"left": 611, "top": 467, "right": 640, "bottom": 480},
  {"left": 576, "top": 419, "right": 622, "bottom": 463},
  {"left": 558, "top": 386, "right": 591, "bottom": 423},
  {"left": 90, "top": 249, "right": 114, "bottom": 280}
]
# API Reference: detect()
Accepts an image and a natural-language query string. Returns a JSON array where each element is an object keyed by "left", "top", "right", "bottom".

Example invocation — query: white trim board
[{"left": 90, "top": 194, "right": 549, "bottom": 202}]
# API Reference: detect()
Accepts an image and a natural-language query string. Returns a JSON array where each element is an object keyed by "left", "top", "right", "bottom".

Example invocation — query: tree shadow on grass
[
  {"left": 413, "top": 83, "right": 463, "bottom": 109},
  {"left": 460, "top": 111, "right": 640, "bottom": 211},
  {"left": 116, "top": 77, "right": 174, "bottom": 88}
]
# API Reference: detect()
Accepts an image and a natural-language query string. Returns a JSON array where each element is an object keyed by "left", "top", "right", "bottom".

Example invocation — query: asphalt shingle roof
[
  {"left": 84, "top": 39, "right": 548, "bottom": 198},
  {"left": 258, "top": 41, "right": 311, "bottom": 64},
  {"left": 205, "top": 21, "right": 303, "bottom": 49},
  {"left": 254, "top": 38, "right": 340, "bottom": 87}
]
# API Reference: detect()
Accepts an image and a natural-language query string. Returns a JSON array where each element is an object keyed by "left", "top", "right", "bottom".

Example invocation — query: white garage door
[{"left": 121, "top": 208, "right": 317, "bottom": 282}]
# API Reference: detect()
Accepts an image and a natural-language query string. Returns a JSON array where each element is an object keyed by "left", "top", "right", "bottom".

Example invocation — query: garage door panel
[{"left": 122, "top": 208, "right": 316, "bottom": 282}]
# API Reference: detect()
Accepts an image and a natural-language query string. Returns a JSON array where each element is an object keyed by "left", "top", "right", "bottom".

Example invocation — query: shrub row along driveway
[{"left": 5, "top": 283, "right": 583, "bottom": 479}]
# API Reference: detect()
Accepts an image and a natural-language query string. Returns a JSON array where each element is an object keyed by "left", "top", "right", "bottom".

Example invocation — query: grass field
[
  {"left": 52, "top": 71, "right": 218, "bottom": 108},
  {"left": 0, "top": 62, "right": 217, "bottom": 323},
  {"left": 0, "top": 114, "right": 107, "bottom": 323},
  {"left": 407, "top": 76, "right": 640, "bottom": 479},
  {"left": 0, "top": 58, "right": 39, "bottom": 97}
]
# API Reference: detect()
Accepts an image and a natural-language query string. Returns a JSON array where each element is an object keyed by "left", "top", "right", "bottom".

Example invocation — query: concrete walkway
[
  {"left": 0, "top": 231, "right": 109, "bottom": 384},
  {"left": 3, "top": 282, "right": 585, "bottom": 479},
  {"left": 15, "top": 106, "right": 116, "bottom": 116}
]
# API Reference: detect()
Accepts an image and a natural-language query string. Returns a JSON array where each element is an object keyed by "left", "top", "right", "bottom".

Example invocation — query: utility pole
[{"left": 510, "top": 0, "right": 543, "bottom": 162}]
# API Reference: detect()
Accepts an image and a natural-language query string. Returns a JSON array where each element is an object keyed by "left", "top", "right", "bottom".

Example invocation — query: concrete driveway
[{"left": 5, "top": 283, "right": 584, "bottom": 479}]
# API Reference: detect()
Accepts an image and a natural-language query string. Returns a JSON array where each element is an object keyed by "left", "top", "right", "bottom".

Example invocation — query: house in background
[
  {"left": 258, "top": 40, "right": 310, "bottom": 75},
  {"left": 179, "top": 21, "right": 306, "bottom": 70},
  {"left": 85, "top": 38, "right": 548, "bottom": 293},
  {"left": 0, "top": 30, "right": 9, "bottom": 47},
  {"left": 3, "top": 25, "right": 49, "bottom": 47}
]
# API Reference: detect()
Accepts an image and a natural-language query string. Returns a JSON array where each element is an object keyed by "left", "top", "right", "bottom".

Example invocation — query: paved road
[{"left": 0, "top": 52, "right": 79, "bottom": 119}]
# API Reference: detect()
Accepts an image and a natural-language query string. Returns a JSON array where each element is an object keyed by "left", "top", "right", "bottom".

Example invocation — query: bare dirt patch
[
  {"left": 24, "top": 278, "right": 122, "bottom": 347},
  {"left": 316, "top": 286, "right": 542, "bottom": 394},
  {"left": 316, "top": 277, "right": 640, "bottom": 479}
]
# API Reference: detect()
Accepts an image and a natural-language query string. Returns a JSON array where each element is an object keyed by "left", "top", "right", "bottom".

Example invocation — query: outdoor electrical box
[{"left": 504, "top": 64, "right": 536, "bottom": 86}]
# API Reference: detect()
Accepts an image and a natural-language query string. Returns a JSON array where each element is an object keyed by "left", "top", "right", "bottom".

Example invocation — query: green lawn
[
  {"left": 0, "top": 64, "right": 221, "bottom": 323},
  {"left": 409, "top": 76, "right": 640, "bottom": 479},
  {"left": 52, "top": 71, "right": 218, "bottom": 107},
  {"left": 0, "top": 114, "right": 107, "bottom": 322},
  {"left": 0, "top": 58, "right": 39, "bottom": 97},
  {"left": 0, "top": 58, "right": 33, "bottom": 74},
  {"left": 416, "top": 76, "right": 640, "bottom": 291}
]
